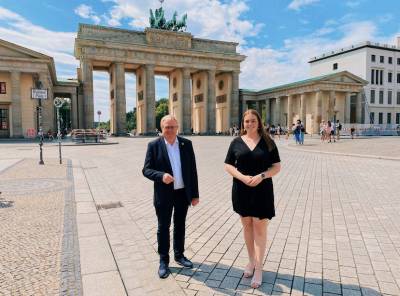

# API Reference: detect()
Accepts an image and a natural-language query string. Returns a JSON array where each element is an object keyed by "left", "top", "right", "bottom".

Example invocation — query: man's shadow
[
  {"left": 0, "top": 192, "right": 14, "bottom": 209},
  {"left": 171, "top": 262, "right": 381, "bottom": 295}
]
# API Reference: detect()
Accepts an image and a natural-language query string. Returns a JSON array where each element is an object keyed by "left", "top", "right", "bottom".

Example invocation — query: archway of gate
[{"left": 75, "top": 24, "right": 244, "bottom": 135}]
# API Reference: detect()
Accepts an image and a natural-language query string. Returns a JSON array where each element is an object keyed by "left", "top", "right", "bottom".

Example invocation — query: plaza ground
[{"left": 0, "top": 136, "right": 399, "bottom": 296}]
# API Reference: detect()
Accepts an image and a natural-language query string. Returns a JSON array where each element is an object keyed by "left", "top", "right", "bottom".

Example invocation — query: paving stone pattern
[
  {"left": 0, "top": 158, "right": 81, "bottom": 295},
  {"left": 67, "top": 137, "right": 400, "bottom": 296},
  {"left": 1, "top": 136, "right": 400, "bottom": 295}
]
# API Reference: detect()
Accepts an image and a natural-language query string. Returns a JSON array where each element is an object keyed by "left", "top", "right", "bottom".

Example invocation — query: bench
[{"left": 71, "top": 129, "right": 107, "bottom": 143}]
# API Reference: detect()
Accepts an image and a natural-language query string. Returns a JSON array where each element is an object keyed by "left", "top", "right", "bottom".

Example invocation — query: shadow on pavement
[{"left": 171, "top": 262, "right": 381, "bottom": 295}]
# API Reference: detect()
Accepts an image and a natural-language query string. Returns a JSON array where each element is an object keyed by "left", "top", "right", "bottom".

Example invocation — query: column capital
[{"left": 182, "top": 68, "right": 191, "bottom": 77}]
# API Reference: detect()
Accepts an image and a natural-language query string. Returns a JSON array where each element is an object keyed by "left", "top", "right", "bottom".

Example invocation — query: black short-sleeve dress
[{"left": 224, "top": 137, "right": 281, "bottom": 220}]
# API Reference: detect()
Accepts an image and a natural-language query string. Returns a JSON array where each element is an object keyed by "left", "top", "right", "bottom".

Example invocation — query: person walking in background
[
  {"left": 331, "top": 120, "right": 336, "bottom": 143},
  {"left": 326, "top": 121, "right": 333, "bottom": 143},
  {"left": 142, "top": 115, "right": 199, "bottom": 279},
  {"left": 336, "top": 120, "right": 342, "bottom": 141},
  {"left": 276, "top": 124, "right": 282, "bottom": 140},
  {"left": 320, "top": 120, "right": 326, "bottom": 142},
  {"left": 294, "top": 121, "right": 301, "bottom": 145},
  {"left": 224, "top": 109, "right": 281, "bottom": 288},
  {"left": 298, "top": 120, "right": 305, "bottom": 145}
]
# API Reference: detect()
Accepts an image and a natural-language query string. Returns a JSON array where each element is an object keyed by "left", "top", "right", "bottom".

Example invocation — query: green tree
[
  {"left": 155, "top": 98, "right": 169, "bottom": 130},
  {"left": 126, "top": 108, "right": 137, "bottom": 131}
]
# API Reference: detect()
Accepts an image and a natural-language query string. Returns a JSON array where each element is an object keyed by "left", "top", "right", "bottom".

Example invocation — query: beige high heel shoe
[{"left": 251, "top": 269, "right": 262, "bottom": 288}]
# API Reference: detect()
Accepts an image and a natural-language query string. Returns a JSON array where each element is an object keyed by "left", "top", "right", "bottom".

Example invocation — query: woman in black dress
[{"left": 224, "top": 109, "right": 281, "bottom": 288}]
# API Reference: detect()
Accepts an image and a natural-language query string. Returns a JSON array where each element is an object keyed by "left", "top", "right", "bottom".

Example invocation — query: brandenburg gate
[{"left": 74, "top": 24, "right": 245, "bottom": 134}]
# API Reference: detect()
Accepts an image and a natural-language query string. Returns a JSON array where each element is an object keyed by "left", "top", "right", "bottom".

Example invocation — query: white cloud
[
  {"left": 288, "top": 0, "right": 319, "bottom": 11},
  {"left": 239, "top": 20, "right": 380, "bottom": 90},
  {"left": 0, "top": 6, "right": 77, "bottom": 69},
  {"left": 74, "top": 4, "right": 101, "bottom": 24},
  {"left": 100, "top": 0, "right": 264, "bottom": 44}
]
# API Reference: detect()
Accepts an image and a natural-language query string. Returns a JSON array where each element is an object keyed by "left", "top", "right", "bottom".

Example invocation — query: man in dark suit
[{"left": 143, "top": 115, "right": 199, "bottom": 279}]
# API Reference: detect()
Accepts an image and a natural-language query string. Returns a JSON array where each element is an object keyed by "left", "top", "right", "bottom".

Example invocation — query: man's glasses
[{"left": 163, "top": 126, "right": 178, "bottom": 130}]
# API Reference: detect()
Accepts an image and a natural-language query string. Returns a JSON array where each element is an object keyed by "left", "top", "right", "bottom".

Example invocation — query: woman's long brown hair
[{"left": 240, "top": 109, "right": 276, "bottom": 152}]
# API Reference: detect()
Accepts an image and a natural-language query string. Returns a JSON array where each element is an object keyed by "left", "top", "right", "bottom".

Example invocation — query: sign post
[
  {"left": 54, "top": 97, "right": 64, "bottom": 164},
  {"left": 97, "top": 110, "right": 101, "bottom": 143},
  {"left": 32, "top": 88, "right": 48, "bottom": 165}
]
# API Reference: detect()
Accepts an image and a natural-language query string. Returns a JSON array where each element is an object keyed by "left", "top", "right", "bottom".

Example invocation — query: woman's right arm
[{"left": 224, "top": 164, "right": 251, "bottom": 185}]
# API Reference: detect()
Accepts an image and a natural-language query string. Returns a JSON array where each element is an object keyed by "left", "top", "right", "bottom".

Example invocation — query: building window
[
  {"left": 379, "top": 112, "right": 383, "bottom": 124},
  {"left": 333, "top": 63, "right": 338, "bottom": 70},
  {"left": 397, "top": 91, "right": 400, "bottom": 104},
  {"left": 371, "top": 54, "right": 376, "bottom": 62},
  {"left": 380, "top": 70, "right": 383, "bottom": 85},
  {"left": 380, "top": 56, "right": 384, "bottom": 63},
  {"left": 388, "top": 72, "right": 392, "bottom": 83},
  {"left": 370, "top": 89, "right": 375, "bottom": 103},
  {"left": 376, "top": 69, "right": 379, "bottom": 84},
  {"left": 388, "top": 91, "right": 392, "bottom": 105},
  {"left": 398, "top": 58, "right": 400, "bottom": 65},
  {"left": 397, "top": 73, "right": 400, "bottom": 83},
  {"left": 388, "top": 57, "right": 393, "bottom": 64},
  {"left": 371, "top": 69, "right": 375, "bottom": 84},
  {"left": 0, "top": 108, "right": 8, "bottom": 130},
  {"left": 379, "top": 90, "right": 384, "bottom": 104},
  {"left": 370, "top": 112, "right": 375, "bottom": 124},
  {"left": 387, "top": 113, "right": 392, "bottom": 124},
  {"left": 0, "top": 82, "right": 6, "bottom": 94},
  {"left": 396, "top": 113, "right": 400, "bottom": 124}
]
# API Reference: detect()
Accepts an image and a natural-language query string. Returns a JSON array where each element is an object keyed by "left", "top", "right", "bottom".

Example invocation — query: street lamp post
[
  {"left": 54, "top": 97, "right": 64, "bottom": 164},
  {"left": 37, "top": 100, "right": 44, "bottom": 165}
]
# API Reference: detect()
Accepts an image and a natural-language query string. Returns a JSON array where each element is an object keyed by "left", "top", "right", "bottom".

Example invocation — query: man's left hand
[{"left": 191, "top": 198, "right": 199, "bottom": 206}]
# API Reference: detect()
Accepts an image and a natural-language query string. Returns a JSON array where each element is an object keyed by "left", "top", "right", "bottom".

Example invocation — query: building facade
[
  {"left": 240, "top": 71, "right": 367, "bottom": 134},
  {"left": 309, "top": 37, "right": 400, "bottom": 125},
  {"left": 0, "top": 39, "right": 78, "bottom": 138}
]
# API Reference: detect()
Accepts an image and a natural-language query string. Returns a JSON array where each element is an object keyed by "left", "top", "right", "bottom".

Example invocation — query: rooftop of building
[
  {"left": 309, "top": 40, "right": 400, "bottom": 63},
  {"left": 240, "top": 71, "right": 368, "bottom": 95}
]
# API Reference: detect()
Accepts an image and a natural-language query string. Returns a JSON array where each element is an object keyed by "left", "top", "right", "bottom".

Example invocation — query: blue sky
[{"left": 0, "top": 0, "right": 399, "bottom": 120}]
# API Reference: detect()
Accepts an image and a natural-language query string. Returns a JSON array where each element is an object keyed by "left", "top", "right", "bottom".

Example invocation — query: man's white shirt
[{"left": 164, "top": 137, "right": 184, "bottom": 190}]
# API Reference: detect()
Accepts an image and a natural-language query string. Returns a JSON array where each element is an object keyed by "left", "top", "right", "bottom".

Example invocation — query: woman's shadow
[{"left": 171, "top": 261, "right": 381, "bottom": 295}]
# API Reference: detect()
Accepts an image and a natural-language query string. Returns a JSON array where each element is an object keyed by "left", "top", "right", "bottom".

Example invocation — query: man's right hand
[{"left": 162, "top": 173, "right": 174, "bottom": 184}]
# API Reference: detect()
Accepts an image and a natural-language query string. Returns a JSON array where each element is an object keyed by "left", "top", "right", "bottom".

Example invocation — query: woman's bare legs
[
  {"left": 251, "top": 218, "right": 268, "bottom": 288},
  {"left": 240, "top": 216, "right": 255, "bottom": 277}
]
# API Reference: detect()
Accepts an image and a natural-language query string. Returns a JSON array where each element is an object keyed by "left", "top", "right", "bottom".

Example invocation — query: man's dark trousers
[{"left": 155, "top": 188, "right": 188, "bottom": 264}]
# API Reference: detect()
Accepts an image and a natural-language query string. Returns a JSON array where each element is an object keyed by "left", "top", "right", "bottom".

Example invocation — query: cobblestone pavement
[
  {"left": 0, "top": 158, "right": 81, "bottom": 295},
  {"left": 283, "top": 136, "right": 400, "bottom": 160},
  {"left": 1, "top": 136, "right": 400, "bottom": 295}
]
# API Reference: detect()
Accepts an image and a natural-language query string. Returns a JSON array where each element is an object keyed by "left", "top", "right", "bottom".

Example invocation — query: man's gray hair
[{"left": 160, "top": 114, "right": 178, "bottom": 128}]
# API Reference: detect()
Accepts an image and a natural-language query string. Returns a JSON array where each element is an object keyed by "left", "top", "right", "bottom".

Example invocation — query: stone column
[
  {"left": 300, "top": 93, "right": 306, "bottom": 124},
  {"left": 182, "top": 68, "right": 191, "bottom": 134},
  {"left": 145, "top": 64, "right": 156, "bottom": 133},
  {"left": 315, "top": 91, "right": 322, "bottom": 133},
  {"left": 207, "top": 70, "right": 216, "bottom": 134},
  {"left": 114, "top": 62, "right": 126, "bottom": 135},
  {"left": 10, "top": 71, "right": 22, "bottom": 137},
  {"left": 81, "top": 59, "right": 94, "bottom": 128},
  {"left": 345, "top": 92, "right": 351, "bottom": 124},
  {"left": 356, "top": 92, "right": 362, "bottom": 123},
  {"left": 241, "top": 99, "right": 247, "bottom": 118},
  {"left": 256, "top": 101, "right": 263, "bottom": 116},
  {"left": 328, "top": 91, "right": 335, "bottom": 121},
  {"left": 287, "top": 95, "right": 293, "bottom": 127},
  {"left": 70, "top": 91, "right": 78, "bottom": 129},
  {"left": 265, "top": 98, "right": 270, "bottom": 125},
  {"left": 230, "top": 71, "right": 240, "bottom": 128},
  {"left": 275, "top": 97, "right": 281, "bottom": 125}
]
